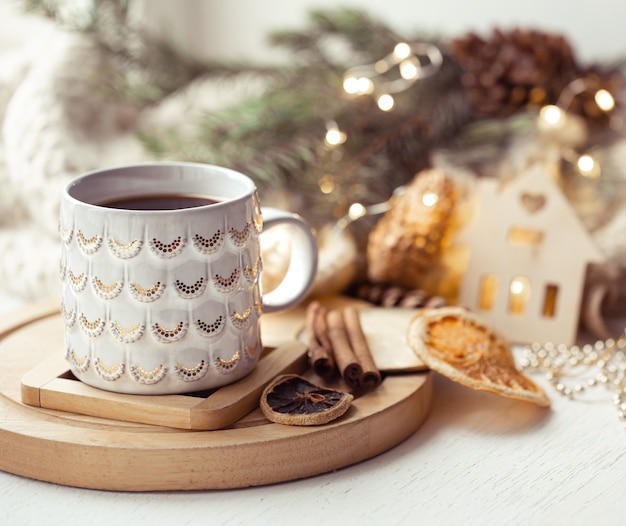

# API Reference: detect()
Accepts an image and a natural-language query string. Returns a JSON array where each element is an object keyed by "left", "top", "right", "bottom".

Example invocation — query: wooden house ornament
[{"left": 457, "top": 164, "right": 605, "bottom": 345}]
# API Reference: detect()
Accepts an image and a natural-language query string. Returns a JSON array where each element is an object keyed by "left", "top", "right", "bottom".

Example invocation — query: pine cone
[
  {"left": 448, "top": 27, "right": 620, "bottom": 124},
  {"left": 366, "top": 168, "right": 456, "bottom": 288}
]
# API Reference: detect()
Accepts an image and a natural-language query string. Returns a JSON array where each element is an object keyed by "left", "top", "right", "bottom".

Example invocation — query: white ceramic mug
[{"left": 59, "top": 162, "right": 318, "bottom": 395}]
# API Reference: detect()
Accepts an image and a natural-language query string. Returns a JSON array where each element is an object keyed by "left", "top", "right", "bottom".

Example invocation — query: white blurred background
[{"left": 131, "top": 0, "right": 626, "bottom": 64}]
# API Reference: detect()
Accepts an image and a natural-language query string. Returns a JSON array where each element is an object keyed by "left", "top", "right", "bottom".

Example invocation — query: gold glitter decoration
[
  {"left": 230, "top": 306, "right": 252, "bottom": 329},
  {"left": 61, "top": 302, "right": 76, "bottom": 328},
  {"left": 79, "top": 313, "right": 105, "bottom": 337},
  {"left": 129, "top": 281, "right": 166, "bottom": 303},
  {"left": 59, "top": 222, "right": 73, "bottom": 244},
  {"left": 192, "top": 231, "right": 225, "bottom": 254},
  {"left": 245, "top": 339, "right": 261, "bottom": 358},
  {"left": 148, "top": 235, "right": 186, "bottom": 258},
  {"left": 213, "top": 268, "right": 240, "bottom": 293},
  {"left": 67, "top": 349, "right": 90, "bottom": 373},
  {"left": 174, "top": 277, "right": 207, "bottom": 299},
  {"left": 229, "top": 223, "right": 251, "bottom": 247},
  {"left": 194, "top": 315, "right": 226, "bottom": 337},
  {"left": 94, "top": 357, "right": 124, "bottom": 381},
  {"left": 107, "top": 237, "right": 143, "bottom": 259},
  {"left": 151, "top": 321, "right": 188, "bottom": 343},
  {"left": 76, "top": 230, "right": 103, "bottom": 255},
  {"left": 175, "top": 359, "right": 210, "bottom": 381},
  {"left": 215, "top": 351, "right": 241, "bottom": 374},
  {"left": 130, "top": 363, "right": 167, "bottom": 384},
  {"left": 244, "top": 259, "right": 260, "bottom": 283},
  {"left": 91, "top": 276, "right": 123, "bottom": 300},
  {"left": 110, "top": 321, "right": 145, "bottom": 343},
  {"left": 67, "top": 269, "right": 87, "bottom": 292}
]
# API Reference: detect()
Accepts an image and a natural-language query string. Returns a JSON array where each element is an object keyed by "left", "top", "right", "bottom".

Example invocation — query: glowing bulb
[
  {"left": 393, "top": 42, "right": 412, "bottom": 61},
  {"left": 510, "top": 278, "right": 526, "bottom": 296},
  {"left": 319, "top": 175, "right": 335, "bottom": 194},
  {"left": 400, "top": 59, "right": 419, "bottom": 80},
  {"left": 344, "top": 75, "right": 374, "bottom": 95},
  {"left": 348, "top": 203, "right": 367, "bottom": 220},
  {"left": 358, "top": 77, "right": 374, "bottom": 94},
  {"left": 377, "top": 94, "right": 395, "bottom": 111},
  {"left": 577, "top": 154, "right": 600, "bottom": 178},
  {"left": 539, "top": 105, "right": 564, "bottom": 126},
  {"left": 595, "top": 89, "right": 615, "bottom": 112},
  {"left": 325, "top": 127, "right": 347, "bottom": 146},
  {"left": 422, "top": 192, "right": 439, "bottom": 207},
  {"left": 343, "top": 75, "right": 359, "bottom": 94}
]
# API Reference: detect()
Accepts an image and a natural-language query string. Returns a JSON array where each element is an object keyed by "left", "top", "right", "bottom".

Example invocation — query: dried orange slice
[
  {"left": 407, "top": 307, "right": 549, "bottom": 406},
  {"left": 260, "top": 374, "right": 354, "bottom": 426}
]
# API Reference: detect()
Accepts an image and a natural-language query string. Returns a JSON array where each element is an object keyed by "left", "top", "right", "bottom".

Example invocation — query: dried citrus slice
[
  {"left": 260, "top": 374, "right": 354, "bottom": 426},
  {"left": 407, "top": 307, "right": 549, "bottom": 406}
]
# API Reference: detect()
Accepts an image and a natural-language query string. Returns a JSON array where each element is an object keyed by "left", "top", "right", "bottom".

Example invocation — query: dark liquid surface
[{"left": 99, "top": 194, "right": 221, "bottom": 211}]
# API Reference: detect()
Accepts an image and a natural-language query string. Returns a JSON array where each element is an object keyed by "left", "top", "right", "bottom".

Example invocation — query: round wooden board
[{"left": 0, "top": 299, "right": 432, "bottom": 491}]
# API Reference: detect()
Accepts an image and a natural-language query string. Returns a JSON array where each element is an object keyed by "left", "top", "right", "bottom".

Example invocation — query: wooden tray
[{"left": 0, "top": 298, "right": 432, "bottom": 491}]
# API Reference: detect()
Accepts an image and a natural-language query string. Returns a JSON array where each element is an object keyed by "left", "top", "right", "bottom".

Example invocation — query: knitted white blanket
[{"left": 0, "top": 12, "right": 259, "bottom": 301}]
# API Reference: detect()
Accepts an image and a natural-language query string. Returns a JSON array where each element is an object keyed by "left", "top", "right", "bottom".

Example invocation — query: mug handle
[{"left": 260, "top": 207, "right": 318, "bottom": 314}]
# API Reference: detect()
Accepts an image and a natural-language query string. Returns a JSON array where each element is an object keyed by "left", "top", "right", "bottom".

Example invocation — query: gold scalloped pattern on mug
[
  {"left": 66, "top": 348, "right": 90, "bottom": 373},
  {"left": 110, "top": 321, "right": 145, "bottom": 344},
  {"left": 174, "top": 277, "right": 207, "bottom": 299},
  {"left": 148, "top": 236, "right": 186, "bottom": 258},
  {"left": 59, "top": 222, "right": 73, "bottom": 244},
  {"left": 212, "top": 268, "right": 240, "bottom": 293},
  {"left": 59, "top": 261, "right": 67, "bottom": 281},
  {"left": 91, "top": 276, "right": 123, "bottom": 300},
  {"left": 230, "top": 306, "right": 252, "bottom": 329},
  {"left": 151, "top": 321, "right": 188, "bottom": 343},
  {"left": 244, "top": 259, "right": 260, "bottom": 283},
  {"left": 229, "top": 223, "right": 251, "bottom": 247},
  {"left": 129, "top": 280, "right": 166, "bottom": 303},
  {"left": 215, "top": 350, "right": 241, "bottom": 374},
  {"left": 76, "top": 230, "right": 103, "bottom": 255},
  {"left": 67, "top": 269, "right": 87, "bottom": 293},
  {"left": 245, "top": 338, "right": 261, "bottom": 359},
  {"left": 94, "top": 357, "right": 124, "bottom": 381},
  {"left": 175, "top": 359, "right": 210, "bottom": 382},
  {"left": 194, "top": 315, "right": 226, "bottom": 338},
  {"left": 192, "top": 231, "right": 224, "bottom": 254},
  {"left": 130, "top": 363, "right": 167, "bottom": 385},
  {"left": 253, "top": 215, "right": 263, "bottom": 234},
  {"left": 107, "top": 237, "right": 143, "bottom": 259},
  {"left": 61, "top": 302, "right": 76, "bottom": 328},
  {"left": 79, "top": 313, "right": 105, "bottom": 337}
]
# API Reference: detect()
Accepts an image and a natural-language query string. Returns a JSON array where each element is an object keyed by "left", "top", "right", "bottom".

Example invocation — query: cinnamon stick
[
  {"left": 305, "top": 301, "right": 336, "bottom": 378},
  {"left": 326, "top": 309, "right": 362, "bottom": 389},
  {"left": 342, "top": 307, "right": 382, "bottom": 389}
]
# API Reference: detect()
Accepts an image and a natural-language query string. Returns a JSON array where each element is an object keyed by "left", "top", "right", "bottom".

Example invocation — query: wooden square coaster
[{"left": 20, "top": 341, "right": 308, "bottom": 430}]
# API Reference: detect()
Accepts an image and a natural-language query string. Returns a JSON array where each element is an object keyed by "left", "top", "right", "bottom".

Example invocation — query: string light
[
  {"left": 324, "top": 122, "right": 347, "bottom": 146},
  {"left": 347, "top": 203, "right": 367, "bottom": 220},
  {"left": 377, "top": 94, "right": 395, "bottom": 112},
  {"left": 342, "top": 41, "right": 443, "bottom": 111},
  {"left": 537, "top": 77, "right": 618, "bottom": 185},
  {"left": 594, "top": 89, "right": 615, "bottom": 112},
  {"left": 577, "top": 154, "right": 601, "bottom": 179},
  {"left": 421, "top": 191, "right": 439, "bottom": 207},
  {"left": 539, "top": 104, "right": 565, "bottom": 127}
]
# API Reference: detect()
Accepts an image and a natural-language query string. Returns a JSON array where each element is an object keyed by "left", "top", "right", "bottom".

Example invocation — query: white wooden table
[{"left": 1, "top": 293, "right": 624, "bottom": 526}]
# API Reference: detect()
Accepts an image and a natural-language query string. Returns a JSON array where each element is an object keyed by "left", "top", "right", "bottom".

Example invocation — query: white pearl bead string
[{"left": 519, "top": 329, "right": 626, "bottom": 429}]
